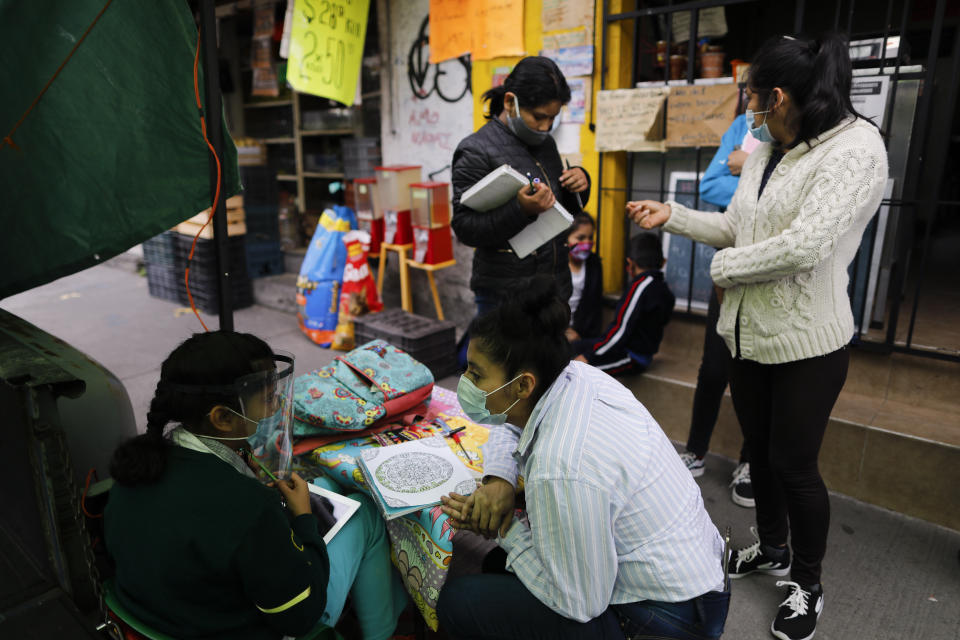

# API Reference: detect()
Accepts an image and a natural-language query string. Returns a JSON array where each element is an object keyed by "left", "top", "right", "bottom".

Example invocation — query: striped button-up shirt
[{"left": 484, "top": 361, "right": 725, "bottom": 622}]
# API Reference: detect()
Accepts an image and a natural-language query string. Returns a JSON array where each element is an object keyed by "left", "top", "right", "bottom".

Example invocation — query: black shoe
[
  {"left": 727, "top": 527, "right": 790, "bottom": 579},
  {"left": 729, "top": 462, "right": 755, "bottom": 508},
  {"left": 771, "top": 581, "right": 823, "bottom": 640}
]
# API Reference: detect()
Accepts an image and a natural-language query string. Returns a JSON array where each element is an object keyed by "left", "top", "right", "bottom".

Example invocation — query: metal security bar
[{"left": 599, "top": 0, "right": 960, "bottom": 363}]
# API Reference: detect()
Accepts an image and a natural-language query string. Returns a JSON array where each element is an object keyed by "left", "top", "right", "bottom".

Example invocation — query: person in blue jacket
[{"left": 678, "top": 113, "right": 757, "bottom": 509}]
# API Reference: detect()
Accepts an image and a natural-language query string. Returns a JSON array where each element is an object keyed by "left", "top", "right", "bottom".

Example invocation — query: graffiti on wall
[{"left": 407, "top": 16, "right": 471, "bottom": 104}]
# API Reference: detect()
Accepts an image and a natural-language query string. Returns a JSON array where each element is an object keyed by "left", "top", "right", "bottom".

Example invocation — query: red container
[
  {"left": 359, "top": 217, "right": 384, "bottom": 255},
  {"left": 412, "top": 226, "right": 453, "bottom": 265},
  {"left": 409, "top": 182, "right": 451, "bottom": 228},
  {"left": 383, "top": 209, "right": 413, "bottom": 245}
]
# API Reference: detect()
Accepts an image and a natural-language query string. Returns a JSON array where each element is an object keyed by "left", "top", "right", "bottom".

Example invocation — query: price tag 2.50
[{"left": 288, "top": 0, "right": 370, "bottom": 105}]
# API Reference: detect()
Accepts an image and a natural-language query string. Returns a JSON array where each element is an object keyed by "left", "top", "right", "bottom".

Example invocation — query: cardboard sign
[
  {"left": 287, "top": 0, "right": 371, "bottom": 105},
  {"left": 595, "top": 88, "right": 669, "bottom": 152},
  {"left": 666, "top": 84, "right": 739, "bottom": 148}
]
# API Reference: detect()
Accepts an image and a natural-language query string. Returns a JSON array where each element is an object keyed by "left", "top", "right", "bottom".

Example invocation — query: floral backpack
[{"left": 292, "top": 340, "right": 435, "bottom": 441}]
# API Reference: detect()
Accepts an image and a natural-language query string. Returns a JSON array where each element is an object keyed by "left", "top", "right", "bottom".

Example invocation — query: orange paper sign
[{"left": 429, "top": 0, "right": 525, "bottom": 64}]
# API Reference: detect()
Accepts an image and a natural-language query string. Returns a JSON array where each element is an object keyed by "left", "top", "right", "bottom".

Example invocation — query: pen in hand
[{"left": 565, "top": 159, "right": 584, "bottom": 211}]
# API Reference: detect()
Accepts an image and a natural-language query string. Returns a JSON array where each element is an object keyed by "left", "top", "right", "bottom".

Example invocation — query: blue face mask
[
  {"left": 457, "top": 374, "right": 522, "bottom": 425},
  {"left": 246, "top": 409, "right": 282, "bottom": 452},
  {"left": 745, "top": 108, "right": 775, "bottom": 144},
  {"left": 507, "top": 97, "right": 550, "bottom": 147}
]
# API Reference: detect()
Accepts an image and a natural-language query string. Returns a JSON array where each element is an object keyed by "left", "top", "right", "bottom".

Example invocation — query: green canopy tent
[{"left": 0, "top": 0, "right": 241, "bottom": 325}]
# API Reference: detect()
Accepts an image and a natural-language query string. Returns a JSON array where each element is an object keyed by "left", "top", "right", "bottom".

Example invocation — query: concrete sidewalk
[{"left": 3, "top": 264, "right": 959, "bottom": 639}]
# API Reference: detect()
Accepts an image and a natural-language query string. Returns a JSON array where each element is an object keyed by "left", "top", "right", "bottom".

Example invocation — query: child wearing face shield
[
  {"left": 105, "top": 331, "right": 407, "bottom": 640},
  {"left": 437, "top": 278, "right": 729, "bottom": 640}
]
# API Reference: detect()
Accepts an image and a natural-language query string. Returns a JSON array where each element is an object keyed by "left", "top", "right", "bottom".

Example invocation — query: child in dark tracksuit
[{"left": 574, "top": 232, "right": 674, "bottom": 375}]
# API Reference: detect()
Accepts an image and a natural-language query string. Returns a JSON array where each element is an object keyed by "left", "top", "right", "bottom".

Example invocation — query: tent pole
[{"left": 200, "top": 0, "right": 234, "bottom": 331}]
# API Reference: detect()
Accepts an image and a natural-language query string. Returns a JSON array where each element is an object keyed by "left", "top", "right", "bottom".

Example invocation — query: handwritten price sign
[{"left": 288, "top": 0, "right": 370, "bottom": 105}]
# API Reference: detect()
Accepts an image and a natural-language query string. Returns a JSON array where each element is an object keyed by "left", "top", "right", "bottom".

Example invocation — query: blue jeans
[{"left": 437, "top": 573, "right": 729, "bottom": 640}]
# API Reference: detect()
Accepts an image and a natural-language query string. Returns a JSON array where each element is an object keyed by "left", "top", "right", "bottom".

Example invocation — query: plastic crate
[
  {"left": 174, "top": 234, "right": 250, "bottom": 275},
  {"left": 246, "top": 240, "right": 285, "bottom": 278},
  {"left": 142, "top": 231, "right": 181, "bottom": 268},
  {"left": 240, "top": 166, "right": 279, "bottom": 208},
  {"left": 145, "top": 262, "right": 186, "bottom": 304},
  {"left": 244, "top": 204, "right": 280, "bottom": 243},
  {"left": 353, "top": 309, "right": 456, "bottom": 352}
]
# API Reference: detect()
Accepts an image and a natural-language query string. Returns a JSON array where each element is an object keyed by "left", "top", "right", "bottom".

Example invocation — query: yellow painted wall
[
  {"left": 469, "top": 0, "right": 629, "bottom": 294},
  {"left": 469, "top": 0, "right": 598, "bottom": 230}
]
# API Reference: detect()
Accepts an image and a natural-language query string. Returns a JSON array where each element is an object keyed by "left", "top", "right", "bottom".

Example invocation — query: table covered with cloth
[{"left": 295, "top": 386, "right": 488, "bottom": 631}]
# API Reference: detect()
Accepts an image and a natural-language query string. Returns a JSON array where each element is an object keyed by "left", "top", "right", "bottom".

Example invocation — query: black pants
[
  {"left": 728, "top": 347, "right": 849, "bottom": 586},
  {"left": 685, "top": 290, "right": 747, "bottom": 462}
]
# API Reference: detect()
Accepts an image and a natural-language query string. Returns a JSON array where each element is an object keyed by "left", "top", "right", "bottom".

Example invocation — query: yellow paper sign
[{"left": 288, "top": 0, "right": 370, "bottom": 106}]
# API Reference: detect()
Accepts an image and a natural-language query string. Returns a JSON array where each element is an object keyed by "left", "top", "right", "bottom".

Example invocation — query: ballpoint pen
[{"left": 565, "top": 159, "right": 584, "bottom": 211}]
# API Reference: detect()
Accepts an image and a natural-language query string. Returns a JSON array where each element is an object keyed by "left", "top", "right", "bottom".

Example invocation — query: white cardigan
[{"left": 665, "top": 117, "right": 888, "bottom": 364}]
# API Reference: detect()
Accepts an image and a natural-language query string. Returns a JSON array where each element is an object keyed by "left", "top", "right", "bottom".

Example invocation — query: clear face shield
[{"left": 237, "top": 352, "right": 295, "bottom": 482}]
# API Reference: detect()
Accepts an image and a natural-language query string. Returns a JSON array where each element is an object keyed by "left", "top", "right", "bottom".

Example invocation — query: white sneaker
[
  {"left": 679, "top": 451, "right": 705, "bottom": 478},
  {"left": 730, "top": 462, "right": 755, "bottom": 508}
]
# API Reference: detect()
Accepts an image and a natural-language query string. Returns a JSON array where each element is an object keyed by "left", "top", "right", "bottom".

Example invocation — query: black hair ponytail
[
  {"left": 482, "top": 56, "right": 572, "bottom": 119},
  {"left": 110, "top": 383, "right": 172, "bottom": 486},
  {"left": 109, "top": 331, "right": 274, "bottom": 486},
  {"left": 468, "top": 276, "right": 571, "bottom": 402},
  {"left": 748, "top": 33, "right": 876, "bottom": 146}
]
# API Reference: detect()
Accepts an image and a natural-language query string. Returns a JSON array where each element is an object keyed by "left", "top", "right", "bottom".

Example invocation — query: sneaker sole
[
  {"left": 729, "top": 565, "right": 791, "bottom": 579},
  {"left": 769, "top": 600, "right": 822, "bottom": 640},
  {"left": 689, "top": 466, "right": 705, "bottom": 478},
  {"left": 731, "top": 489, "right": 756, "bottom": 508}
]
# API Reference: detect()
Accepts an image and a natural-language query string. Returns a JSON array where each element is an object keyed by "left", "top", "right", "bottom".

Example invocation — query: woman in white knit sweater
[{"left": 628, "top": 34, "right": 888, "bottom": 640}]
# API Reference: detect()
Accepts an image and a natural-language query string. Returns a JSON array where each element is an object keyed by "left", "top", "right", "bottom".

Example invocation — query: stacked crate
[
  {"left": 343, "top": 137, "right": 380, "bottom": 180},
  {"left": 240, "top": 166, "right": 284, "bottom": 278},
  {"left": 174, "top": 234, "right": 254, "bottom": 314},
  {"left": 353, "top": 308, "right": 458, "bottom": 379},
  {"left": 143, "top": 231, "right": 183, "bottom": 303}
]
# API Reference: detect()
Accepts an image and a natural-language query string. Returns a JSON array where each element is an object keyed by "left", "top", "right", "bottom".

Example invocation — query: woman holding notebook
[
  {"left": 437, "top": 278, "right": 729, "bottom": 640},
  {"left": 451, "top": 56, "right": 591, "bottom": 317}
]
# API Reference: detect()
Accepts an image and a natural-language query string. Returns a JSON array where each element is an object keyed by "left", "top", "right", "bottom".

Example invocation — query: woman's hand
[
  {"left": 726, "top": 150, "right": 748, "bottom": 176},
  {"left": 470, "top": 477, "right": 516, "bottom": 538},
  {"left": 565, "top": 327, "right": 580, "bottom": 342},
  {"left": 559, "top": 167, "right": 588, "bottom": 193},
  {"left": 441, "top": 491, "right": 477, "bottom": 532},
  {"left": 626, "top": 200, "right": 671, "bottom": 229},
  {"left": 272, "top": 472, "right": 312, "bottom": 518},
  {"left": 517, "top": 183, "right": 556, "bottom": 217}
]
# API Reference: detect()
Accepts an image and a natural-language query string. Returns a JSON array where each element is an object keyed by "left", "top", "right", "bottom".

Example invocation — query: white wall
[
  {"left": 378, "top": 0, "right": 477, "bottom": 333},
  {"left": 381, "top": 0, "right": 474, "bottom": 182}
]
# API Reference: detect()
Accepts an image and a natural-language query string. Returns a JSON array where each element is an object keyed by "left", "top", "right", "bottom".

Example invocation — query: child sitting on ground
[
  {"left": 574, "top": 232, "right": 674, "bottom": 375},
  {"left": 565, "top": 213, "right": 604, "bottom": 342}
]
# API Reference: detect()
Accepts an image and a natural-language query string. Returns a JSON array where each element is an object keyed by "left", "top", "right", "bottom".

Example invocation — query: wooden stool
[
  {"left": 406, "top": 259, "right": 457, "bottom": 320},
  {"left": 377, "top": 242, "right": 413, "bottom": 311}
]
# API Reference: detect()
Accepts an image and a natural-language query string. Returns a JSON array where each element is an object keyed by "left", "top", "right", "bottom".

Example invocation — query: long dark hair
[
  {"left": 482, "top": 56, "right": 571, "bottom": 119},
  {"left": 468, "top": 277, "right": 571, "bottom": 403},
  {"left": 109, "top": 331, "right": 274, "bottom": 486},
  {"left": 748, "top": 33, "right": 873, "bottom": 145}
]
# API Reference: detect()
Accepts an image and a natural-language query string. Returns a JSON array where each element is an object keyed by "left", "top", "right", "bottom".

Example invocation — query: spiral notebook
[
  {"left": 357, "top": 436, "right": 477, "bottom": 520},
  {"left": 461, "top": 164, "right": 574, "bottom": 259}
]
